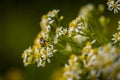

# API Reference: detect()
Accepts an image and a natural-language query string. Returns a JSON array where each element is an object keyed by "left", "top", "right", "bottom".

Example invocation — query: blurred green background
[{"left": 0, "top": 0, "right": 120, "bottom": 80}]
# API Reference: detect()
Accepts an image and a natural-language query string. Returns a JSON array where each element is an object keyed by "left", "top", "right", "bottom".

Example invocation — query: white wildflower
[
  {"left": 46, "top": 45, "right": 57, "bottom": 57},
  {"left": 54, "top": 27, "right": 67, "bottom": 44},
  {"left": 68, "top": 16, "right": 87, "bottom": 37},
  {"left": 40, "top": 9, "right": 60, "bottom": 34},
  {"left": 62, "top": 54, "right": 81, "bottom": 80},
  {"left": 22, "top": 47, "right": 33, "bottom": 66},
  {"left": 112, "top": 32, "right": 120, "bottom": 43},
  {"left": 107, "top": 0, "right": 120, "bottom": 13},
  {"left": 78, "top": 4, "right": 94, "bottom": 19}
]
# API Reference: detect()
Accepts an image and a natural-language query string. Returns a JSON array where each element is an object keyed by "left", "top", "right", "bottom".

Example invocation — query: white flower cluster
[
  {"left": 78, "top": 4, "right": 95, "bottom": 19},
  {"left": 54, "top": 27, "right": 67, "bottom": 44},
  {"left": 40, "top": 9, "right": 59, "bottom": 40},
  {"left": 81, "top": 42, "right": 120, "bottom": 80},
  {"left": 61, "top": 54, "right": 82, "bottom": 80},
  {"left": 53, "top": 16, "right": 89, "bottom": 44},
  {"left": 21, "top": 6, "right": 120, "bottom": 80},
  {"left": 107, "top": 0, "right": 120, "bottom": 13},
  {"left": 112, "top": 21, "right": 120, "bottom": 45},
  {"left": 68, "top": 16, "right": 87, "bottom": 37},
  {"left": 61, "top": 41, "right": 120, "bottom": 80},
  {"left": 34, "top": 44, "right": 57, "bottom": 67},
  {"left": 22, "top": 47, "right": 33, "bottom": 66},
  {"left": 22, "top": 10, "right": 59, "bottom": 67}
]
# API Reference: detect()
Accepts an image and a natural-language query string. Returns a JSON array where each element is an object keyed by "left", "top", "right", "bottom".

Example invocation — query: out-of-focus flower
[
  {"left": 61, "top": 42, "right": 120, "bottom": 80},
  {"left": 80, "top": 42, "right": 120, "bottom": 80},
  {"left": 86, "top": 43, "right": 120, "bottom": 79},
  {"left": 21, "top": 5, "right": 120, "bottom": 80},
  {"left": 47, "top": 9, "right": 59, "bottom": 17},
  {"left": 61, "top": 54, "right": 82, "bottom": 80},
  {"left": 34, "top": 44, "right": 57, "bottom": 67},
  {"left": 117, "top": 21, "right": 120, "bottom": 30},
  {"left": 78, "top": 4, "right": 94, "bottom": 19}
]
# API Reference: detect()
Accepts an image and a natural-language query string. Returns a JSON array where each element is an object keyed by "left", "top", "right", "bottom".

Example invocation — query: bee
[{"left": 39, "top": 37, "right": 46, "bottom": 47}]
